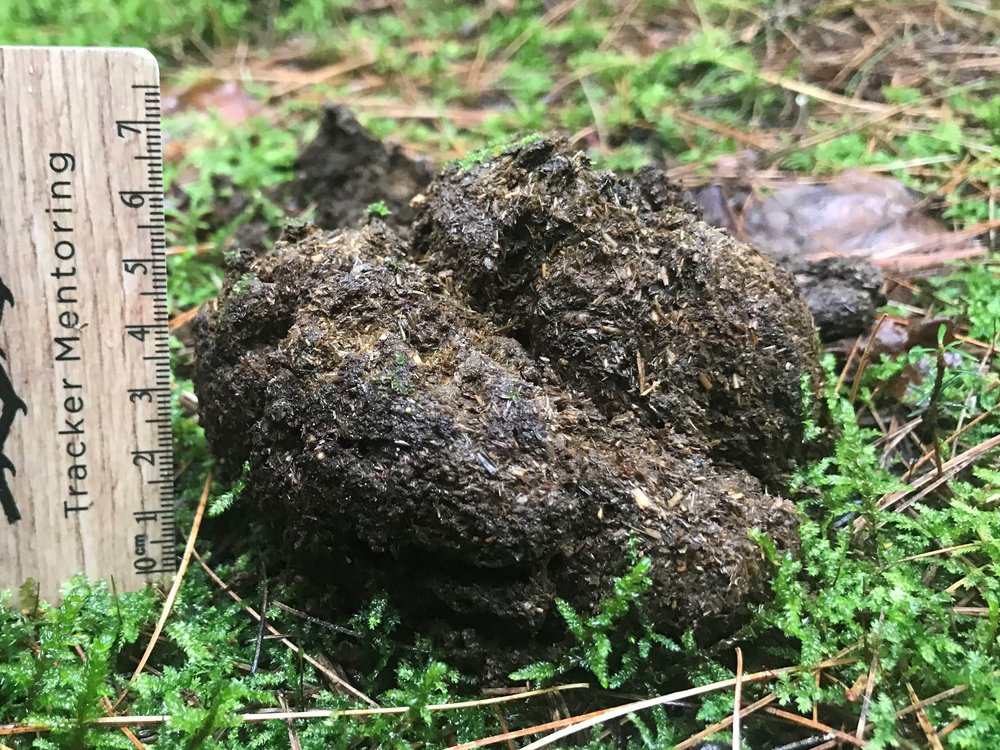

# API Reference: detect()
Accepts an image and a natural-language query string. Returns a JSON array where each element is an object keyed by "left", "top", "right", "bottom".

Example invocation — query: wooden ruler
[{"left": 0, "top": 47, "right": 174, "bottom": 601}]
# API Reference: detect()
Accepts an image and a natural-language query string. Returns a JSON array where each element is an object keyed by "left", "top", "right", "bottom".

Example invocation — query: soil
[
  {"left": 293, "top": 104, "right": 434, "bottom": 236},
  {"left": 195, "top": 222, "right": 800, "bottom": 677},
  {"left": 412, "top": 138, "right": 823, "bottom": 489}
]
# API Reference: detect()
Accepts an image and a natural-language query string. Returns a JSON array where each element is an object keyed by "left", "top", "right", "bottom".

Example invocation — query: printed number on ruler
[
  {"left": 0, "top": 47, "right": 175, "bottom": 601},
  {"left": 119, "top": 83, "right": 175, "bottom": 578}
]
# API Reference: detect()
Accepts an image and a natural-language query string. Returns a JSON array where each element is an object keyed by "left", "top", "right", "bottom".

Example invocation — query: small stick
[
  {"left": 513, "top": 659, "right": 856, "bottom": 750},
  {"left": 168, "top": 305, "right": 202, "bottom": 333},
  {"left": 813, "top": 671, "right": 820, "bottom": 723},
  {"left": 192, "top": 548, "right": 377, "bottom": 707},
  {"left": 937, "top": 717, "right": 963, "bottom": 739},
  {"left": 448, "top": 705, "right": 624, "bottom": 750},
  {"left": 73, "top": 645, "right": 147, "bottom": 750},
  {"left": 927, "top": 332, "right": 947, "bottom": 475},
  {"left": 898, "top": 542, "right": 980, "bottom": 562},
  {"left": 272, "top": 601, "right": 358, "bottom": 637},
  {"left": 250, "top": 564, "right": 268, "bottom": 676},
  {"left": 131, "top": 473, "right": 212, "bottom": 681},
  {"left": 835, "top": 336, "right": 863, "bottom": 395},
  {"left": 855, "top": 648, "right": 880, "bottom": 741},
  {"left": 952, "top": 332, "right": 996, "bottom": 448},
  {"left": 732, "top": 647, "right": 743, "bottom": 750},
  {"left": 1, "top": 682, "right": 593, "bottom": 736},
  {"left": 850, "top": 314, "right": 888, "bottom": 404},
  {"left": 887, "top": 433, "right": 1000, "bottom": 515},
  {"left": 856, "top": 612, "right": 885, "bottom": 742},
  {"left": 895, "top": 684, "right": 968, "bottom": 718},
  {"left": 901, "top": 401, "right": 1000, "bottom": 483},
  {"left": 772, "top": 735, "right": 836, "bottom": 750},
  {"left": 763, "top": 707, "right": 865, "bottom": 748},
  {"left": 905, "top": 682, "right": 944, "bottom": 750},
  {"left": 854, "top": 432, "right": 1000, "bottom": 533},
  {"left": 635, "top": 350, "right": 647, "bottom": 395},
  {"left": 491, "top": 705, "right": 516, "bottom": 750},
  {"left": 276, "top": 692, "right": 302, "bottom": 750},
  {"left": 675, "top": 694, "right": 775, "bottom": 750}
]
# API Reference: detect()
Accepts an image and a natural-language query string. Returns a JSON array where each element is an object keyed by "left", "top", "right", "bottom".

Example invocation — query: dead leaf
[{"left": 163, "top": 78, "right": 262, "bottom": 125}]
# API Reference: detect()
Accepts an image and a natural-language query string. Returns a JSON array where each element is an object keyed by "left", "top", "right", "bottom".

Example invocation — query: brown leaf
[{"left": 163, "top": 79, "right": 262, "bottom": 125}]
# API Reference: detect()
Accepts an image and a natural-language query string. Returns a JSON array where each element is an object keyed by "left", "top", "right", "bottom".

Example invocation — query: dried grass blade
[{"left": 131, "top": 473, "right": 212, "bottom": 681}]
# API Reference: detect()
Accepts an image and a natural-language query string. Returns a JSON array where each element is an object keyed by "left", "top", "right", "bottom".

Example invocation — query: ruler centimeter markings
[{"left": 0, "top": 48, "right": 175, "bottom": 601}]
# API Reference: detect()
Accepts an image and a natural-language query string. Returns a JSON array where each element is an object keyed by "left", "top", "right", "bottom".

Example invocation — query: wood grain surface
[{"left": 0, "top": 47, "right": 174, "bottom": 602}]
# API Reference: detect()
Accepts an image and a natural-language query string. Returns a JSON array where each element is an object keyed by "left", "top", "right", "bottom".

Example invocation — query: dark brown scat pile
[
  {"left": 788, "top": 256, "right": 884, "bottom": 341},
  {"left": 412, "top": 138, "right": 822, "bottom": 489},
  {"left": 293, "top": 105, "right": 434, "bottom": 236},
  {"left": 195, "top": 223, "right": 799, "bottom": 676}
]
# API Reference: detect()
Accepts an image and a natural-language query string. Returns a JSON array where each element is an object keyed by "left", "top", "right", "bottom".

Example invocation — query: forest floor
[{"left": 2, "top": 1, "right": 1000, "bottom": 748}]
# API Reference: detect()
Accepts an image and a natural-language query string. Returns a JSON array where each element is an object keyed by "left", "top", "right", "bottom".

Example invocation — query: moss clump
[{"left": 453, "top": 133, "right": 545, "bottom": 170}]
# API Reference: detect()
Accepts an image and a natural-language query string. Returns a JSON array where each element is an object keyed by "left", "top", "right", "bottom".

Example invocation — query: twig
[
  {"left": 166, "top": 241, "right": 217, "bottom": 256},
  {"left": 491, "top": 705, "right": 516, "bottom": 750},
  {"left": 597, "top": 0, "right": 642, "bottom": 52},
  {"left": 878, "top": 433, "right": 1000, "bottom": 518},
  {"left": 0, "top": 724, "right": 49, "bottom": 736},
  {"left": 895, "top": 684, "right": 967, "bottom": 719},
  {"left": 168, "top": 305, "right": 202, "bottom": 333},
  {"left": 732, "top": 63, "right": 897, "bottom": 113},
  {"left": 579, "top": 77, "right": 608, "bottom": 150},
  {"left": 131, "top": 473, "right": 212, "bottom": 681},
  {"left": 732, "top": 647, "right": 743, "bottom": 750},
  {"left": 191, "top": 548, "right": 378, "bottom": 707},
  {"left": 73, "top": 645, "right": 147, "bottom": 749},
  {"left": 947, "top": 601, "right": 988, "bottom": 619},
  {"left": 901, "top": 401, "right": 1000, "bottom": 483},
  {"left": 952, "top": 332, "right": 997, "bottom": 452},
  {"left": 877, "top": 416, "right": 921, "bottom": 467},
  {"left": 850, "top": 314, "right": 888, "bottom": 404},
  {"left": 276, "top": 692, "right": 302, "bottom": 750},
  {"left": 664, "top": 104, "right": 776, "bottom": 150},
  {"left": 492, "top": 0, "right": 578, "bottom": 68},
  {"left": 272, "top": 601, "right": 358, "bottom": 637},
  {"left": 261, "top": 55, "right": 376, "bottom": 99},
  {"left": 905, "top": 682, "right": 944, "bottom": 750},
  {"left": 1, "top": 683, "right": 592, "bottom": 735},
  {"left": 855, "top": 646, "right": 881, "bottom": 741},
  {"left": 763, "top": 707, "right": 866, "bottom": 748},
  {"left": 836, "top": 336, "right": 863, "bottom": 395},
  {"left": 927, "top": 333, "right": 947, "bottom": 475},
  {"left": 675, "top": 694, "right": 775, "bottom": 750},
  {"left": 250, "top": 563, "right": 268, "bottom": 676},
  {"left": 772, "top": 735, "right": 836, "bottom": 750},
  {"left": 898, "top": 543, "right": 981, "bottom": 562},
  {"left": 511, "top": 658, "right": 855, "bottom": 750},
  {"left": 445, "top": 706, "right": 621, "bottom": 750},
  {"left": 936, "top": 717, "right": 963, "bottom": 739}
]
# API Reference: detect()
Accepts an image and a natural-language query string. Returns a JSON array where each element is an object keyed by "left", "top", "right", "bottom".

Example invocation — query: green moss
[
  {"left": 366, "top": 200, "right": 392, "bottom": 217},
  {"left": 453, "top": 133, "right": 544, "bottom": 170}
]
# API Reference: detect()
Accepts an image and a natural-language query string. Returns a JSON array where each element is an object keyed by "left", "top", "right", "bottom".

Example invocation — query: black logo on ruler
[{"left": 0, "top": 276, "right": 27, "bottom": 524}]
